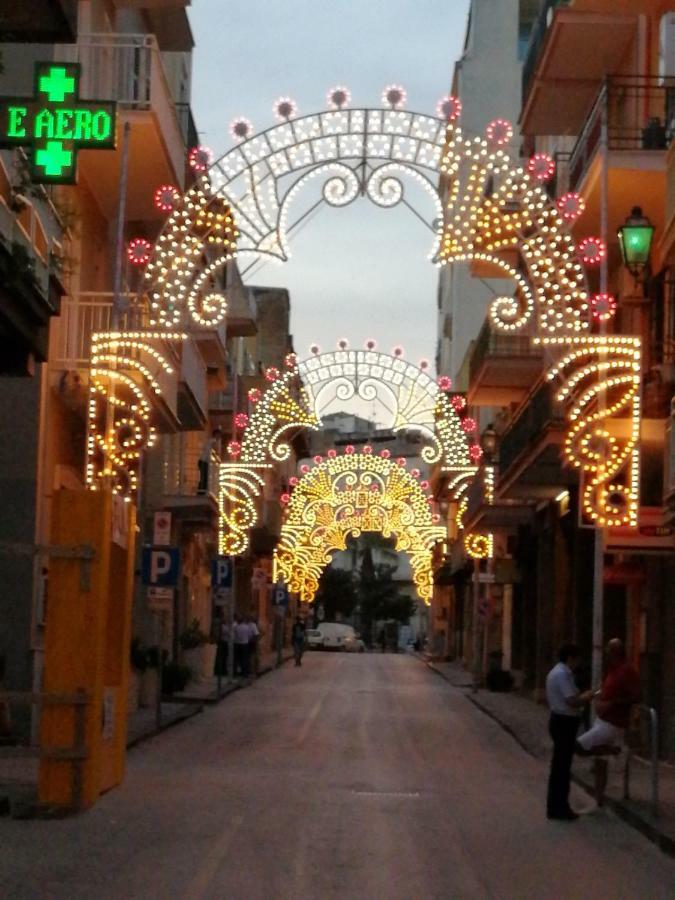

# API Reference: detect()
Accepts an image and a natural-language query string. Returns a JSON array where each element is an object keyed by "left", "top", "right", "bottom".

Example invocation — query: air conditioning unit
[{"left": 659, "top": 13, "right": 675, "bottom": 82}]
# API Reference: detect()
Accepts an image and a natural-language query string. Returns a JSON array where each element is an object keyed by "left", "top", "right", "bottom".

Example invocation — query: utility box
[{"left": 38, "top": 489, "right": 136, "bottom": 812}]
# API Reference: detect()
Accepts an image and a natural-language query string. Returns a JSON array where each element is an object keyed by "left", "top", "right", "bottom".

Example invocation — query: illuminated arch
[
  {"left": 89, "top": 91, "right": 641, "bottom": 532},
  {"left": 273, "top": 451, "right": 446, "bottom": 604},
  {"left": 219, "top": 344, "right": 480, "bottom": 554}
]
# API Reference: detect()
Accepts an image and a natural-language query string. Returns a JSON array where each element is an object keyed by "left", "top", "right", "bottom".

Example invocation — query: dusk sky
[{"left": 189, "top": 1, "right": 470, "bottom": 368}]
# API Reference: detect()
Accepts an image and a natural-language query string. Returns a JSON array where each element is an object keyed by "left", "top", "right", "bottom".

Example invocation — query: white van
[{"left": 307, "top": 622, "right": 357, "bottom": 650}]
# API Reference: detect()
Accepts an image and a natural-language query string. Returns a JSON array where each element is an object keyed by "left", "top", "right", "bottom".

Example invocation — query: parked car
[{"left": 306, "top": 622, "right": 361, "bottom": 651}]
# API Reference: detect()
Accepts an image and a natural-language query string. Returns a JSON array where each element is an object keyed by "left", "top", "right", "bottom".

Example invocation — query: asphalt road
[{"left": 1, "top": 653, "right": 673, "bottom": 899}]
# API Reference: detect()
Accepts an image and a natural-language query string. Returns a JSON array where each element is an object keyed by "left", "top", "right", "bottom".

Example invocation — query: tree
[
  {"left": 314, "top": 565, "right": 358, "bottom": 622},
  {"left": 358, "top": 545, "right": 415, "bottom": 629}
]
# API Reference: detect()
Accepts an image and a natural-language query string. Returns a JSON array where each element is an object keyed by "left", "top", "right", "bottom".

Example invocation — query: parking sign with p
[{"left": 142, "top": 546, "right": 180, "bottom": 587}]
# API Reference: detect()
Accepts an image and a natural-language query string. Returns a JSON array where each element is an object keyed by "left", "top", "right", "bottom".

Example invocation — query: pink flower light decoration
[
  {"left": 229, "top": 117, "right": 253, "bottom": 141},
  {"left": 313, "top": 455, "right": 323, "bottom": 464},
  {"left": 127, "top": 238, "right": 152, "bottom": 266},
  {"left": 345, "top": 445, "right": 355, "bottom": 455},
  {"left": 365, "top": 339, "right": 377, "bottom": 351},
  {"left": 289, "top": 476, "right": 298, "bottom": 486},
  {"left": 420, "top": 480, "right": 429, "bottom": 490},
  {"left": 382, "top": 84, "right": 407, "bottom": 109},
  {"left": 327, "top": 449, "right": 337, "bottom": 458},
  {"left": 188, "top": 145, "right": 212, "bottom": 172},
  {"left": 469, "top": 444, "right": 483, "bottom": 462},
  {"left": 396, "top": 457, "right": 406, "bottom": 467},
  {"left": 591, "top": 293, "right": 617, "bottom": 322},
  {"left": 486, "top": 119, "right": 513, "bottom": 146},
  {"left": 154, "top": 184, "right": 180, "bottom": 212},
  {"left": 451, "top": 395, "right": 467, "bottom": 412},
  {"left": 327, "top": 86, "right": 351, "bottom": 110},
  {"left": 248, "top": 388, "right": 261, "bottom": 404},
  {"left": 527, "top": 153, "right": 555, "bottom": 182},
  {"left": 300, "top": 464, "right": 310, "bottom": 474},
  {"left": 309, "top": 343, "right": 320, "bottom": 355},
  {"left": 234, "top": 412, "right": 249, "bottom": 429},
  {"left": 436, "top": 95, "right": 462, "bottom": 122},
  {"left": 392, "top": 345, "right": 404, "bottom": 358},
  {"left": 284, "top": 352, "right": 297, "bottom": 368},
  {"left": 227, "top": 440, "right": 241, "bottom": 458},
  {"left": 264, "top": 366, "right": 280, "bottom": 382},
  {"left": 380, "top": 449, "right": 391, "bottom": 459},
  {"left": 461, "top": 417, "right": 477, "bottom": 433},
  {"left": 411, "top": 468, "right": 420, "bottom": 478},
  {"left": 437, "top": 375, "right": 452, "bottom": 391},
  {"left": 274, "top": 97, "right": 298, "bottom": 121},
  {"left": 280, "top": 493, "right": 290, "bottom": 506},
  {"left": 556, "top": 192, "right": 585, "bottom": 221},
  {"left": 363, "top": 445, "right": 373, "bottom": 455},
  {"left": 578, "top": 237, "right": 606, "bottom": 266}
]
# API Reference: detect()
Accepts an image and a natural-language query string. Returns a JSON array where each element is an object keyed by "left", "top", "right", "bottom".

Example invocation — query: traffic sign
[
  {"left": 211, "top": 556, "right": 233, "bottom": 588},
  {"left": 213, "top": 587, "right": 232, "bottom": 608},
  {"left": 272, "top": 582, "right": 289, "bottom": 608},
  {"left": 147, "top": 586, "right": 173, "bottom": 613},
  {"left": 153, "top": 511, "right": 172, "bottom": 546},
  {"left": 142, "top": 546, "right": 180, "bottom": 586}
]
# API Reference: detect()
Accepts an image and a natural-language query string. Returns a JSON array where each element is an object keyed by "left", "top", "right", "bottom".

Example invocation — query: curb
[{"left": 425, "top": 659, "right": 675, "bottom": 858}]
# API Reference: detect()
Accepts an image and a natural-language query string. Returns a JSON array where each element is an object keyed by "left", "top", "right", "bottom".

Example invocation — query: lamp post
[
  {"left": 481, "top": 423, "right": 497, "bottom": 462},
  {"left": 617, "top": 206, "right": 655, "bottom": 282}
]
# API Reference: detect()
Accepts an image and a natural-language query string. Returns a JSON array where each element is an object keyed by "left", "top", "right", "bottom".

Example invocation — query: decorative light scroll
[
  {"left": 86, "top": 332, "right": 183, "bottom": 496},
  {"left": 543, "top": 335, "right": 641, "bottom": 527},
  {"left": 273, "top": 452, "right": 445, "bottom": 603}
]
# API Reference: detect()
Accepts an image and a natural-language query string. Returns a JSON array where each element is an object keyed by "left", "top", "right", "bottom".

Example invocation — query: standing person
[
  {"left": 545, "top": 643, "right": 593, "bottom": 821},
  {"left": 233, "top": 614, "right": 251, "bottom": 678},
  {"left": 198, "top": 428, "right": 221, "bottom": 494},
  {"left": 292, "top": 617, "right": 306, "bottom": 667},
  {"left": 214, "top": 616, "right": 229, "bottom": 678},
  {"left": 247, "top": 615, "right": 260, "bottom": 678},
  {"left": 576, "top": 638, "right": 641, "bottom": 806}
]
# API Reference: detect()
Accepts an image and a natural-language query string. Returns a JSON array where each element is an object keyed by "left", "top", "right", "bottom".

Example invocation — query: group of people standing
[
  {"left": 546, "top": 638, "right": 641, "bottom": 820},
  {"left": 214, "top": 614, "right": 260, "bottom": 679}
]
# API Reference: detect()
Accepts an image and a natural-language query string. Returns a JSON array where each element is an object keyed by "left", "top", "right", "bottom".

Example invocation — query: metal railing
[
  {"left": 53, "top": 293, "right": 139, "bottom": 367},
  {"left": 0, "top": 197, "right": 51, "bottom": 299},
  {"left": 623, "top": 704, "right": 659, "bottom": 818},
  {"left": 163, "top": 434, "right": 220, "bottom": 499},
  {"left": 521, "top": 0, "right": 571, "bottom": 101},
  {"left": 498, "top": 380, "right": 565, "bottom": 477},
  {"left": 469, "top": 318, "right": 541, "bottom": 387},
  {"left": 59, "top": 33, "right": 188, "bottom": 182},
  {"left": 568, "top": 77, "right": 675, "bottom": 192}
]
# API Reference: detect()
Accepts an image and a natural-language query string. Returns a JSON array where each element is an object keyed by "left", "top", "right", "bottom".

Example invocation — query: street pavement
[{"left": 1, "top": 653, "right": 673, "bottom": 899}]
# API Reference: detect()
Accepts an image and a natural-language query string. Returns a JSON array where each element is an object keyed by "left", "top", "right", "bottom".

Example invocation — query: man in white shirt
[
  {"left": 545, "top": 643, "right": 593, "bottom": 821},
  {"left": 233, "top": 614, "right": 252, "bottom": 678}
]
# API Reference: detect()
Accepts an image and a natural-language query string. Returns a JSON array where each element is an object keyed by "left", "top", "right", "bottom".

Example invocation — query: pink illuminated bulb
[
  {"left": 300, "top": 464, "right": 310, "bottom": 474},
  {"left": 556, "top": 192, "right": 586, "bottom": 221},
  {"left": 313, "top": 455, "right": 323, "bottom": 464},
  {"left": 578, "top": 237, "right": 606, "bottom": 265},
  {"left": 248, "top": 388, "right": 261, "bottom": 404},
  {"left": 486, "top": 119, "right": 513, "bottom": 146},
  {"left": 380, "top": 449, "right": 391, "bottom": 459},
  {"left": 436, "top": 95, "right": 462, "bottom": 122},
  {"left": 392, "top": 345, "right": 404, "bottom": 358},
  {"left": 327, "top": 449, "right": 337, "bottom": 459},
  {"left": 265, "top": 366, "right": 279, "bottom": 382},
  {"left": 280, "top": 493, "right": 290, "bottom": 505},
  {"left": 345, "top": 445, "right": 355, "bottom": 455},
  {"left": 461, "top": 417, "right": 477, "bottom": 433},
  {"left": 420, "top": 480, "right": 429, "bottom": 490},
  {"left": 437, "top": 375, "right": 452, "bottom": 391},
  {"left": 189, "top": 145, "right": 212, "bottom": 172},
  {"left": 363, "top": 445, "right": 373, "bottom": 455},
  {"left": 234, "top": 412, "right": 249, "bottom": 429},
  {"left": 527, "top": 153, "right": 555, "bottom": 181},
  {"left": 469, "top": 444, "right": 483, "bottom": 462},
  {"left": 396, "top": 457, "right": 406, "bottom": 467},
  {"left": 284, "top": 352, "right": 297, "bottom": 368},
  {"left": 289, "top": 476, "right": 298, "bottom": 487},
  {"left": 451, "top": 395, "right": 467, "bottom": 411}
]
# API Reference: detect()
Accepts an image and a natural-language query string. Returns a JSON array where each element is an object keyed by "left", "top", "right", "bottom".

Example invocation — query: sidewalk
[
  {"left": 427, "top": 659, "right": 675, "bottom": 857},
  {"left": 0, "top": 650, "right": 293, "bottom": 816}
]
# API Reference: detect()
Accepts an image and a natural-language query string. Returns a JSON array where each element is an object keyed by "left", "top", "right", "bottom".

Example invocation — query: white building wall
[{"left": 437, "top": 0, "right": 525, "bottom": 388}]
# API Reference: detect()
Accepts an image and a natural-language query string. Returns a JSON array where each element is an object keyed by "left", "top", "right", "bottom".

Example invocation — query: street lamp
[
  {"left": 617, "top": 206, "right": 654, "bottom": 280},
  {"left": 481, "top": 423, "right": 498, "bottom": 461}
]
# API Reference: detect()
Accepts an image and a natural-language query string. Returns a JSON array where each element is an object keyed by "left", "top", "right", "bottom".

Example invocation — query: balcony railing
[
  {"left": 469, "top": 319, "right": 540, "bottom": 388},
  {"left": 163, "top": 435, "right": 219, "bottom": 499},
  {"left": 568, "top": 77, "right": 675, "bottom": 192},
  {"left": 498, "top": 380, "right": 565, "bottom": 478},
  {"left": 0, "top": 197, "right": 51, "bottom": 300},
  {"left": 58, "top": 33, "right": 187, "bottom": 183},
  {"left": 54, "top": 293, "right": 141, "bottom": 368},
  {"left": 521, "top": 0, "right": 571, "bottom": 102}
]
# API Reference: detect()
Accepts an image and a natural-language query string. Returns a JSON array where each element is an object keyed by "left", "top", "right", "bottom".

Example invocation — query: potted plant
[
  {"left": 162, "top": 660, "right": 191, "bottom": 695},
  {"left": 179, "top": 619, "right": 216, "bottom": 681}
]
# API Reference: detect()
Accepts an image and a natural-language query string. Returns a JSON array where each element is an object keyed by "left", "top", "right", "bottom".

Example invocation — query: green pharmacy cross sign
[{"left": 0, "top": 62, "right": 116, "bottom": 184}]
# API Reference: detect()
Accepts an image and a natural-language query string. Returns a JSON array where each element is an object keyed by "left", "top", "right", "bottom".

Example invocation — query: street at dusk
[
  {"left": 2, "top": 654, "right": 673, "bottom": 900},
  {"left": 2, "top": 0, "right": 675, "bottom": 896}
]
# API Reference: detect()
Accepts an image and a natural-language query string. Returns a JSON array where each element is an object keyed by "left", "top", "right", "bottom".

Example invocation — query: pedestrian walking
[
  {"left": 545, "top": 643, "right": 593, "bottom": 821},
  {"left": 575, "top": 638, "right": 641, "bottom": 806},
  {"left": 292, "top": 617, "right": 306, "bottom": 667},
  {"left": 233, "top": 614, "right": 251, "bottom": 678},
  {"left": 247, "top": 615, "right": 260, "bottom": 678}
]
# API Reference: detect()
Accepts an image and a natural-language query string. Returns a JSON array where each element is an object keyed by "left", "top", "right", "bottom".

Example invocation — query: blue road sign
[
  {"left": 272, "top": 583, "right": 289, "bottom": 608},
  {"left": 142, "top": 546, "right": 180, "bottom": 587},
  {"left": 211, "top": 556, "right": 233, "bottom": 588}
]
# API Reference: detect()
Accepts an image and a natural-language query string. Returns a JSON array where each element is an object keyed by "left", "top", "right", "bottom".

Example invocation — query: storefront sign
[{"left": 0, "top": 62, "right": 116, "bottom": 183}]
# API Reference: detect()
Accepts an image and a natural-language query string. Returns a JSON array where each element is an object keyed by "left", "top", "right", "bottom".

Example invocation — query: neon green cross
[
  {"left": 38, "top": 66, "right": 76, "bottom": 103},
  {"left": 35, "top": 140, "right": 73, "bottom": 177}
]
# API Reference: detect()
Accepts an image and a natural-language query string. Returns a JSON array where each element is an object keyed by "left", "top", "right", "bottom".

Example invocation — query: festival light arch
[
  {"left": 219, "top": 341, "right": 482, "bottom": 555},
  {"left": 273, "top": 450, "right": 446, "bottom": 604},
  {"left": 86, "top": 85, "right": 642, "bottom": 544}
]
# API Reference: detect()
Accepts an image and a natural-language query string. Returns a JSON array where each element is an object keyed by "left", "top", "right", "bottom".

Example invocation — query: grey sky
[{"left": 189, "top": 1, "right": 470, "bottom": 367}]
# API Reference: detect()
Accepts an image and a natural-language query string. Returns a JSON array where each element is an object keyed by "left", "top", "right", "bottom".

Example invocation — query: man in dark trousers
[{"left": 545, "top": 644, "right": 593, "bottom": 820}]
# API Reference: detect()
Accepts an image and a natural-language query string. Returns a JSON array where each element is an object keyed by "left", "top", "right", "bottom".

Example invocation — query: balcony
[
  {"left": 521, "top": 3, "right": 637, "bottom": 136},
  {"left": 57, "top": 33, "right": 191, "bottom": 220},
  {"left": 52, "top": 293, "right": 180, "bottom": 431},
  {"left": 464, "top": 466, "right": 535, "bottom": 533},
  {"left": 467, "top": 319, "right": 543, "bottom": 406},
  {"left": 568, "top": 78, "right": 671, "bottom": 244},
  {"left": 177, "top": 335, "right": 208, "bottom": 430},
  {"left": 0, "top": 186, "right": 63, "bottom": 372},
  {"left": 162, "top": 433, "right": 220, "bottom": 526},
  {"left": 497, "top": 379, "right": 572, "bottom": 500}
]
